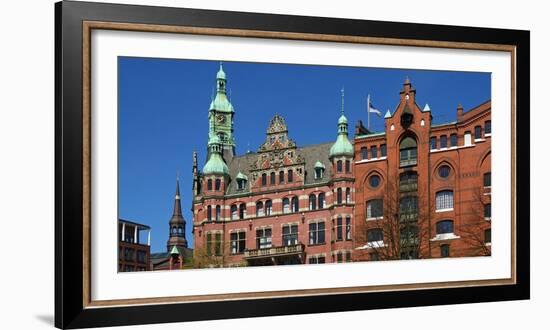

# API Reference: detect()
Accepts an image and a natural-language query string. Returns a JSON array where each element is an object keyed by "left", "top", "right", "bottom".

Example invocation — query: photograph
[{"left": 117, "top": 58, "right": 492, "bottom": 272}]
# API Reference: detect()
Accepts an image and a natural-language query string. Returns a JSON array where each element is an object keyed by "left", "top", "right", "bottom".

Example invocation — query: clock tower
[{"left": 208, "top": 63, "right": 236, "bottom": 161}]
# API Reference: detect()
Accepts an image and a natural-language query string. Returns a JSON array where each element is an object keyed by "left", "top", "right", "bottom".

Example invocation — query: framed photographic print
[{"left": 55, "top": 0, "right": 530, "bottom": 328}]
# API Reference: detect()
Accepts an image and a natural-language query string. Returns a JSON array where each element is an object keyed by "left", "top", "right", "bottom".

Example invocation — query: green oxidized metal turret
[
  {"left": 202, "top": 135, "right": 230, "bottom": 175},
  {"left": 329, "top": 88, "right": 354, "bottom": 158},
  {"left": 209, "top": 63, "right": 234, "bottom": 113}
]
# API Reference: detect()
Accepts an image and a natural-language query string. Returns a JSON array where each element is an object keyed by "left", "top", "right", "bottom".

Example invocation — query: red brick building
[
  {"left": 353, "top": 78, "right": 491, "bottom": 261},
  {"left": 118, "top": 219, "right": 151, "bottom": 272},
  {"left": 190, "top": 65, "right": 491, "bottom": 267}
]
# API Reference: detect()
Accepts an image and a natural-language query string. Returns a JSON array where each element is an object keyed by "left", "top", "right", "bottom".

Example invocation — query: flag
[{"left": 368, "top": 96, "right": 382, "bottom": 117}]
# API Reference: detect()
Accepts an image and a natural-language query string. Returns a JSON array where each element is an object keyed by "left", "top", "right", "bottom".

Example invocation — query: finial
[
  {"left": 220, "top": 61, "right": 223, "bottom": 70},
  {"left": 247, "top": 142, "right": 251, "bottom": 153},
  {"left": 405, "top": 76, "right": 410, "bottom": 84},
  {"left": 341, "top": 87, "right": 345, "bottom": 115},
  {"left": 176, "top": 170, "right": 180, "bottom": 181}
]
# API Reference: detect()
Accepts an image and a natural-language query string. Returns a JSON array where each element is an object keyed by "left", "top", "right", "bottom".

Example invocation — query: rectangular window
[
  {"left": 450, "top": 134, "right": 457, "bottom": 147},
  {"left": 361, "top": 147, "right": 368, "bottom": 160},
  {"left": 367, "top": 229, "right": 383, "bottom": 242},
  {"left": 484, "top": 172, "right": 491, "bottom": 187},
  {"left": 485, "top": 120, "right": 491, "bottom": 135},
  {"left": 206, "top": 232, "right": 212, "bottom": 256},
  {"left": 370, "top": 146, "right": 377, "bottom": 159},
  {"left": 345, "top": 160, "right": 351, "bottom": 173},
  {"left": 214, "top": 232, "right": 222, "bottom": 256},
  {"left": 399, "top": 196, "right": 418, "bottom": 222},
  {"left": 345, "top": 251, "right": 351, "bottom": 262},
  {"left": 440, "top": 244, "right": 450, "bottom": 257},
  {"left": 430, "top": 136, "right": 437, "bottom": 150},
  {"left": 380, "top": 144, "right": 387, "bottom": 157},
  {"left": 440, "top": 135, "right": 448, "bottom": 148},
  {"left": 137, "top": 250, "right": 146, "bottom": 263},
  {"left": 484, "top": 203, "right": 491, "bottom": 219},
  {"left": 346, "top": 216, "right": 351, "bottom": 240},
  {"left": 336, "top": 217, "right": 343, "bottom": 241},
  {"left": 399, "top": 148, "right": 417, "bottom": 167},
  {"left": 366, "top": 199, "right": 383, "bottom": 219},
  {"left": 256, "top": 228, "right": 272, "bottom": 249},
  {"left": 309, "top": 255, "right": 326, "bottom": 264},
  {"left": 230, "top": 231, "right": 246, "bottom": 254},
  {"left": 464, "top": 132, "right": 472, "bottom": 146},
  {"left": 309, "top": 222, "right": 325, "bottom": 245},
  {"left": 369, "top": 253, "right": 380, "bottom": 261},
  {"left": 282, "top": 224, "right": 298, "bottom": 246},
  {"left": 435, "top": 190, "right": 454, "bottom": 211},
  {"left": 336, "top": 252, "right": 343, "bottom": 263},
  {"left": 484, "top": 229, "right": 491, "bottom": 243}
]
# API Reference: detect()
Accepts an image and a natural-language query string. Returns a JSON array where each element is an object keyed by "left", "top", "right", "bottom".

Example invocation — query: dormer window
[
  {"left": 314, "top": 161, "right": 325, "bottom": 179},
  {"left": 237, "top": 179, "right": 246, "bottom": 190}
]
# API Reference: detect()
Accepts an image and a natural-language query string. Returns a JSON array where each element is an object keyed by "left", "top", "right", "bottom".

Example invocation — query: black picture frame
[{"left": 55, "top": 1, "right": 530, "bottom": 328}]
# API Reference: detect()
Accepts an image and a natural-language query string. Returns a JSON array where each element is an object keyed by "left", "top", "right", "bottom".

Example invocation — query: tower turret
[
  {"left": 208, "top": 62, "right": 236, "bottom": 160},
  {"left": 329, "top": 88, "right": 354, "bottom": 159},
  {"left": 166, "top": 176, "right": 188, "bottom": 251}
]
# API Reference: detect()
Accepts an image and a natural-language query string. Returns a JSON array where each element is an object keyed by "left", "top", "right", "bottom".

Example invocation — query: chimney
[{"left": 457, "top": 104, "right": 464, "bottom": 122}]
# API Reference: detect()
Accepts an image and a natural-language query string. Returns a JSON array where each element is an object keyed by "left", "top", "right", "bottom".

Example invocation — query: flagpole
[{"left": 367, "top": 94, "right": 370, "bottom": 130}]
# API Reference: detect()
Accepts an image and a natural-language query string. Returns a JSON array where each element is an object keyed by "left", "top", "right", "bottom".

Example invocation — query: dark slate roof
[{"left": 225, "top": 141, "right": 334, "bottom": 195}]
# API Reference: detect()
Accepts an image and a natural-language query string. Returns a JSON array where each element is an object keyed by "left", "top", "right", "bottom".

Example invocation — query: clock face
[{"left": 216, "top": 114, "right": 225, "bottom": 124}]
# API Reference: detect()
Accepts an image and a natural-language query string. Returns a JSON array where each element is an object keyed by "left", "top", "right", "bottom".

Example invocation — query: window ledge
[
  {"left": 366, "top": 216, "right": 384, "bottom": 221},
  {"left": 308, "top": 243, "right": 327, "bottom": 247},
  {"left": 355, "top": 241, "right": 386, "bottom": 250},
  {"left": 474, "top": 138, "right": 486, "bottom": 143},
  {"left": 430, "top": 233, "right": 460, "bottom": 241},
  {"left": 485, "top": 217, "right": 491, "bottom": 221},
  {"left": 484, "top": 133, "right": 492, "bottom": 137},
  {"left": 435, "top": 208, "right": 454, "bottom": 213},
  {"left": 355, "top": 156, "right": 387, "bottom": 164},
  {"left": 485, "top": 242, "right": 492, "bottom": 247}
]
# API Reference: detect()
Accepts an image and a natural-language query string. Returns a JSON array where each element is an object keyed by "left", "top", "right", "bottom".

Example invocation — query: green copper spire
[
  {"left": 209, "top": 62, "right": 233, "bottom": 113},
  {"left": 330, "top": 88, "right": 354, "bottom": 158},
  {"left": 208, "top": 63, "right": 236, "bottom": 159},
  {"left": 203, "top": 135, "right": 229, "bottom": 175}
]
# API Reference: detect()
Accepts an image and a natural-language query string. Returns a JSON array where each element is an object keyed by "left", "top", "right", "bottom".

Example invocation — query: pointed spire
[
  {"left": 423, "top": 103, "right": 431, "bottom": 112},
  {"left": 173, "top": 175, "right": 182, "bottom": 216},
  {"left": 341, "top": 87, "right": 345, "bottom": 115},
  {"left": 170, "top": 245, "right": 180, "bottom": 256},
  {"left": 384, "top": 109, "right": 392, "bottom": 119}
]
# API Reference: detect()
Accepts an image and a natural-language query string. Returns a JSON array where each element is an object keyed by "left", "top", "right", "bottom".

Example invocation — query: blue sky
[{"left": 118, "top": 57, "right": 490, "bottom": 253}]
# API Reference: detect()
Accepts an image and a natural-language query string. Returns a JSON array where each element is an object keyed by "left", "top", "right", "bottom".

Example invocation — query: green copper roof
[
  {"left": 329, "top": 134, "right": 354, "bottom": 158},
  {"left": 338, "top": 114, "right": 348, "bottom": 124},
  {"left": 236, "top": 171, "right": 248, "bottom": 180},
  {"left": 203, "top": 153, "right": 229, "bottom": 175},
  {"left": 209, "top": 93, "right": 234, "bottom": 113},
  {"left": 170, "top": 245, "right": 180, "bottom": 255},
  {"left": 314, "top": 161, "right": 325, "bottom": 169},
  {"left": 216, "top": 63, "right": 226, "bottom": 80}
]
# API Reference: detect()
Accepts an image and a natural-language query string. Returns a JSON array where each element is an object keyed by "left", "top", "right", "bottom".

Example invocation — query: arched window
[
  {"left": 440, "top": 135, "right": 448, "bottom": 148},
  {"left": 361, "top": 147, "right": 368, "bottom": 159},
  {"left": 318, "top": 193, "right": 325, "bottom": 209},
  {"left": 345, "top": 160, "right": 351, "bottom": 173},
  {"left": 336, "top": 160, "right": 343, "bottom": 173},
  {"left": 345, "top": 188, "right": 351, "bottom": 203},
  {"left": 309, "top": 194, "right": 317, "bottom": 210},
  {"left": 270, "top": 172, "right": 276, "bottom": 185},
  {"left": 279, "top": 171, "right": 285, "bottom": 184},
  {"left": 207, "top": 179, "right": 212, "bottom": 191},
  {"left": 215, "top": 178, "right": 221, "bottom": 191},
  {"left": 336, "top": 188, "right": 342, "bottom": 204},
  {"left": 450, "top": 134, "right": 458, "bottom": 147},
  {"left": 215, "top": 205, "right": 221, "bottom": 221},
  {"left": 231, "top": 204, "right": 238, "bottom": 220},
  {"left": 435, "top": 190, "right": 454, "bottom": 211},
  {"left": 474, "top": 125, "right": 482, "bottom": 139},
  {"left": 256, "top": 201, "right": 264, "bottom": 217},
  {"left": 430, "top": 136, "right": 437, "bottom": 150},
  {"left": 261, "top": 173, "right": 267, "bottom": 186},
  {"left": 239, "top": 203, "right": 246, "bottom": 219},
  {"left": 336, "top": 216, "right": 343, "bottom": 241},
  {"left": 288, "top": 170, "right": 293, "bottom": 183},
  {"left": 236, "top": 178, "right": 246, "bottom": 190},
  {"left": 370, "top": 146, "right": 378, "bottom": 159},
  {"left": 207, "top": 205, "right": 212, "bottom": 221},
  {"left": 436, "top": 220, "right": 454, "bottom": 234},
  {"left": 282, "top": 198, "right": 290, "bottom": 213},
  {"left": 399, "top": 137, "right": 417, "bottom": 167},
  {"left": 265, "top": 200, "right": 272, "bottom": 216},
  {"left": 291, "top": 196, "right": 299, "bottom": 212}
]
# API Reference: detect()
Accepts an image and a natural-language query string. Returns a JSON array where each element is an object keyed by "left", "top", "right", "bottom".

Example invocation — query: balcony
[{"left": 244, "top": 243, "right": 305, "bottom": 266}]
